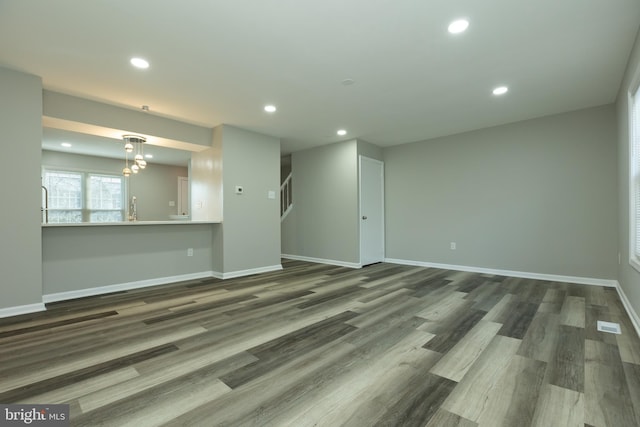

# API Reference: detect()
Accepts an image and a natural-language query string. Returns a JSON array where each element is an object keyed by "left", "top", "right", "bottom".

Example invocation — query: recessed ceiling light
[
  {"left": 264, "top": 105, "right": 277, "bottom": 113},
  {"left": 61, "top": 142, "right": 72, "bottom": 148},
  {"left": 130, "top": 57, "right": 149, "bottom": 69},
  {"left": 448, "top": 19, "right": 469, "bottom": 34},
  {"left": 492, "top": 86, "right": 509, "bottom": 95},
  {"left": 145, "top": 154, "right": 153, "bottom": 159},
  {"left": 337, "top": 129, "right": 347, "bottom": 136}
]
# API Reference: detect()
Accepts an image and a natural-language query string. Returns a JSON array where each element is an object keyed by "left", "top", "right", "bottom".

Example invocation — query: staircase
[{"left": 281, "top": 172, "right": 293, "bottom": 220}]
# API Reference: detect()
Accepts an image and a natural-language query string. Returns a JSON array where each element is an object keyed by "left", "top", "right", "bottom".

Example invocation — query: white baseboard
[
  {"left": 43, "top": 265, "right": 283, "bottom": 305},
  {"left": 43, "top": 271, "right": 215, "bottom": 303},
  {"left": 384, "top": 258, "right": 639, "bottom": 338},
  {"left": 0, "top": 302, "right": 46, "bottom": 319},
  {"left": 614, "top": 281, "right": 640, "bottom": 339},
  {"left": 281, "top": 254, "right": 362, "bottom": 269},
  {"left": 383, "top": 258, "right": 618, "bottom": 288},
  {"left": 214, "top": 264, "right": 283, "bottom": 280}
]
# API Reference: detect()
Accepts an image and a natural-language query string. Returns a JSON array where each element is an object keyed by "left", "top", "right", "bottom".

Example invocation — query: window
[
  {"left": 43, "top": 169, "right": 125, "bottom": 223},
  {"left": 630, "top": 85, "right": 640, "bottom": 271}
]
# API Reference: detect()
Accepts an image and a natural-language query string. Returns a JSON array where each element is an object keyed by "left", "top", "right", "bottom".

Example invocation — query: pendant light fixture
[{"left": 122, "top": 135, "right": 148, "bottom": 176}]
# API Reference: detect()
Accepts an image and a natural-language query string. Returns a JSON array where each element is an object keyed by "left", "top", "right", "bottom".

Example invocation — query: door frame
[
  {"left": 177, "top": 176, "right": 189, "bottom": 216},
  {"left": 359, "top": 156, "right": 385, "bottom": 266}
]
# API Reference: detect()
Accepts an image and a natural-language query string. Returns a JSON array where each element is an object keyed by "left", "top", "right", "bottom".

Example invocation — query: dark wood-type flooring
[{"left": 1, "top": 260, "right": 640, "bottom": 426}]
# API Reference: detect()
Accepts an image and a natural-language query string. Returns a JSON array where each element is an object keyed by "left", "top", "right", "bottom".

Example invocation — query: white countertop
[{"left": 42, "top": 220, "right": 221, "bottom": 227}]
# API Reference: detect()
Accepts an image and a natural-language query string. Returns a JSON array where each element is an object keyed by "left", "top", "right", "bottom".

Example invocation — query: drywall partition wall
[
  {"left": 42, "top": 150, "right": 188, "bottom": 220},
  {"left": 0, "top": 67, "right": 43, "bottom": 314},
  {"left": 42, "top": 224, "right": 215, "bottom": 296},
  {"left": 384, "top": 105, "right": 618, "bottom": 280},
  {"left": 219, "top": 125, "right": 281, "bottom": 274},
  {"left": 283, "top": 140, "right": 360, "bottom": 265},
  {"left": 616, "top": 28, "right": 640, "bottom": 321},
  {"left": 208, "top": 126, "right": 224, "bottom": 273},
  {"left": 43, "top": 91, "right": 213, "bottom": 150}
]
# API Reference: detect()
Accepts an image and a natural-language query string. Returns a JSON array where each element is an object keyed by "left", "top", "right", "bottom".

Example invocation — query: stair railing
[{"left": 280, "top": 172, "right": 293, "bottom": 220}]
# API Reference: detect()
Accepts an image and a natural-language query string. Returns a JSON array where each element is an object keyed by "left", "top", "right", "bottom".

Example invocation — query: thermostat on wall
[{"left": 235, "top": 185, "right": 243, "bottom": 195}]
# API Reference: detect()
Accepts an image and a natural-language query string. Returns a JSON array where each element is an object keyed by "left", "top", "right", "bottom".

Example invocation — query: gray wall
[
  {"left": 219, "top": 125, "right": 281, "bottom": 273},
  {"left": 283, "top": 140, "right": 360, "bottom": 264},
  {"left": 384, "top": 105, "right": 618, "bottom": 280},
  {"left": 616, "top": 29, "right": 640, "bottom": 317},
  {"left": 358, "top": 139, "right": 383, "bottom": 161},
  {"left": 0, "top": 67, "right": 43, "bottom": 311},
  {"left": 281, "top": 205, "right": 298, "bottom": 258},
  {"left": 42, "top": 224, "right": 215, "bottom": 294},
  {"left": 208, "top": 126, "right": 225, "bottom": 272},
  {"left": 281, "top": 154, "right": 292, "bottom": 183},
  {"left": 42, "top": 150, "right": 188, "bottom": 221},
  {"left": 44, "top": 91, "right": 212, "bottom": 149},
  {"left": 129, "top": 164, "right": 188, "bottom": 220}
]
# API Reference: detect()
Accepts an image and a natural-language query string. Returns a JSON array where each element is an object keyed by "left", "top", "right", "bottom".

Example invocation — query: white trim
[
  {"left": 42, "top": 220, "right": 220, "bottom": 227},
  {"left": 282, "top": 254, "right": 362, "bottom": 269},
  {"left": 614, "top": 280, "right": 640, "bottom": 339},
  {"left": 0, "top": 302, "right": 46, "bottom": 319},
  {"left": 214, "top": 264, "right": 283, "bottom": 280},
  {"left": 43, "top": 265, "right": 285, "bottom": 304},
  {"left": 383, "top": 258, "right": 618, "bottom": 288},
  {"left": 43, "top": 271, "right": 215, "bottom": 303},
  {"left": 628, "top": 78, "right": 640, "bottom": 274}
]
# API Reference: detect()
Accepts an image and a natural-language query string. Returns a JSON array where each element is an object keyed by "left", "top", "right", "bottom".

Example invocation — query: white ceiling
[{"left": 1, "top": 1, "right": 639, "bottom": 155}]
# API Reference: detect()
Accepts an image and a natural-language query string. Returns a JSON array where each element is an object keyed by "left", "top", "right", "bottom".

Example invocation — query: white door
[
  {"left": 178, "top": 176, "right": 189, "bottom": 215},
  {"left": 359, "top": 156, "right": 385, "bottom": 266}
]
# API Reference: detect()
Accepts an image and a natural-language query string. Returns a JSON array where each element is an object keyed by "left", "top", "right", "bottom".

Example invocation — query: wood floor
[{"left": 1, "top": 260, "right": 640, "bottom": 426}]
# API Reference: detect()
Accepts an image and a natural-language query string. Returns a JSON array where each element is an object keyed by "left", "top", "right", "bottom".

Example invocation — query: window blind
[{"left": 43, "top": 169, "right": 124, "bottom": 223}]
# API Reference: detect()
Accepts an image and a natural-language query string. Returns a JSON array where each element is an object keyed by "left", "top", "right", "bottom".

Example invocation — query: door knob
[{"left": 362, "top": 216, "right": 368, "bottom": 220}]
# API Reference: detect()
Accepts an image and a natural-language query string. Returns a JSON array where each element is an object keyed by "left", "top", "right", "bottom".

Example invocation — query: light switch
[
  {"left": 169, "top": 201, "right": 175, "bottom": 207},
  {"left": 268, "top": 191, "right": 276, "bottom": 199}
]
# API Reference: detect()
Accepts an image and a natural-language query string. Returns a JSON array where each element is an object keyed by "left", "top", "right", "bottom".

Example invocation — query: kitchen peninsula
[
  {"left": 1, "top": 68, "right": 281, "bottom": 318},
  {"left": 42, "top": 220, "right": 222, "bottom": 303}
]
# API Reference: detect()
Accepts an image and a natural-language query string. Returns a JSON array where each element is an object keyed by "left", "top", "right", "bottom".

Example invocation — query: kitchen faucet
[{"left": 129, "top": 196, "right": 137, "bottom": 221}]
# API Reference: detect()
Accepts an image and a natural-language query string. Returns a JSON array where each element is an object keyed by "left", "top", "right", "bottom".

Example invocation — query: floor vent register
[{"left": 597, "top": 320, "right": 622, "bottom": 334}]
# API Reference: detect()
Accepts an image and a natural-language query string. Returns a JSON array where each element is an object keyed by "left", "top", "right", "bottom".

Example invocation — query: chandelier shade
[{"left": 122, "top": 135, "right": 149, "bottom": 176}]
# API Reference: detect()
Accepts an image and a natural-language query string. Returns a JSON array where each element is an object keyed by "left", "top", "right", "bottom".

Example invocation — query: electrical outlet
[
  {"left": 235, "top": 186, "right": 243, "bottom": 195},
  {"left": 450, "top": 242, "right": 456, "bottom": 250},
  {"left": 187, "top": 248, "right": 193, "bottom": 257}
]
